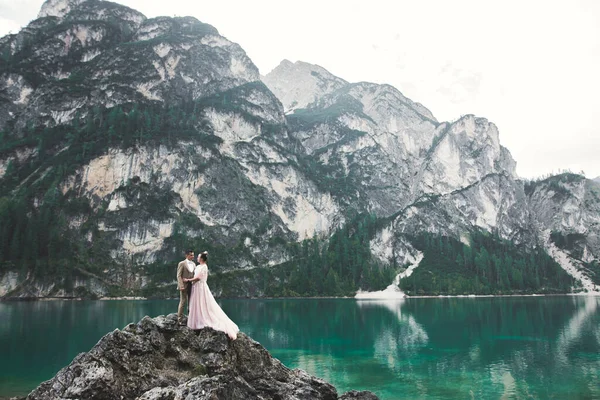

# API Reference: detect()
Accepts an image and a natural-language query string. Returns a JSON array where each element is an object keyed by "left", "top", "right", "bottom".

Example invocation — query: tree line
[
  {"left": 0, "top": 101, "right": 215, "bottom": 290},
  {"left": 0, "top": 96, "right": 582, "bottom": 297},
  {"left": 260, "top": 214, "right": 397, "bottom": 297},
  {"left": 400, "top": 232, "right": 575, "bottom": 295}
]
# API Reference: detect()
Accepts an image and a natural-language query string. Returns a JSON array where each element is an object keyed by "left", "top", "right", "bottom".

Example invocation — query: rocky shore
[{"left": 22, "top": 314, "right": 378, "bottom": 400}]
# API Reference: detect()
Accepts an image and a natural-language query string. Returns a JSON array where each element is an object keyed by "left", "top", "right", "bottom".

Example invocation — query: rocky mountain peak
[
  {"left": 342, "top": 82, "right": 437, "bottom": 123},
  {"left": 38, "top": 0, "right": 88, "bottom": 19},
  {"left": 419, "top": 114, "right": 517, "bottom": 195},
  {"left": 37, "top": 0, "right": 146, "bottom": 28},
  {"left": 262, "top": 59, "right": 347, "bottom": 112},
  {"left": 1, "top": 0, "right": 598, "bottom": 299},
  {"left": 0, "top": 1, "right": 260, "bottom": 132}
]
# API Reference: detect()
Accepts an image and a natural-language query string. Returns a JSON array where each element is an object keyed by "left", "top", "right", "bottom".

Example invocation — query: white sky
[{"left": 1, "top": 0, "right": 599, "bottom": 179}]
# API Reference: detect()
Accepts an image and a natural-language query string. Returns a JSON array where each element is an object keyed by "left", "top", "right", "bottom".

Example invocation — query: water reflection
[
  {"left": 555, "top": 296, "right": 598, "bottom": 364},
  {"left": 1, "top": 297, "right": 599, "bottom": 399},
  {"left": 227, "top": 297, "right": 600, "bottom": 399},
  {"left": 399, "top": 297, "right": 600, "bottom": 399},
  {"left": 356, "top": 300, "right": 428, "bottom": 371},
  {"left": 0, "top": 299, "right": 179, "bottom": 397}
]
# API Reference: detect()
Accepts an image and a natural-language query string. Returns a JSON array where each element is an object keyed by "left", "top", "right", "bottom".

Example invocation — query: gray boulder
[{"left": 26, "top": 314, "right": 378, "bottom": 400}]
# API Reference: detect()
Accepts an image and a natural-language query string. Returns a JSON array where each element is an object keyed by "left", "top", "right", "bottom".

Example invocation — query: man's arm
[{"left": 176, "top": 262, "right": 185, "bottom": 290}]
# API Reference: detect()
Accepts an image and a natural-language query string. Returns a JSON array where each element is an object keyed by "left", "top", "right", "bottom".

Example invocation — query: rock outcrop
[
  {"left": 25, "top": 314, "right": 378, "bottom": 400},
  {"left": 1, "top": 0, "right": 598, "bottom": 298}
]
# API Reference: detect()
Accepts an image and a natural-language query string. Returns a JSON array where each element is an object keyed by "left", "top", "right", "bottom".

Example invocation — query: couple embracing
[{"left": 177, "top": 249, "right": 239, "bottom": 340}]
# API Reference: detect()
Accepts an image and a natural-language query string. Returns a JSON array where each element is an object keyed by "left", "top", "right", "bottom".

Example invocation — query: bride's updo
[{"left": 198, "top": 251, "right": 208, "bottom": 263}]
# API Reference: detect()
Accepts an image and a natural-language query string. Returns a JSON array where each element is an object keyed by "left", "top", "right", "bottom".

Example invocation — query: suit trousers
[{"left": 178, "top": 288, "right": 189, "bottom": 321}]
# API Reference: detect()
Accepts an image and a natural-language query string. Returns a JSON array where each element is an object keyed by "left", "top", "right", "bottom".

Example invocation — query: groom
[{"left": 177, "top": 249, "right": 196, "bottom": 325}]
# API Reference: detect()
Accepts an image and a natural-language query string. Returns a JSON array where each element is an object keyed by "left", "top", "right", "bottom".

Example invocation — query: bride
[{"left": 184, "top": 251, "right": 239, "bottom": 340}]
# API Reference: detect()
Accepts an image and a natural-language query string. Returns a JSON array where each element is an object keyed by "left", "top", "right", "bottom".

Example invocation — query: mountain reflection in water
[{"left": 0, "top": 296, "right": 598, "bottom": 399}]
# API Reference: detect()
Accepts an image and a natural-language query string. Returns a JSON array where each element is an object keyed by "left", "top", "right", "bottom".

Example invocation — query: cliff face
[
  {"left": 1, "top": 0, "right": 257, "bottom": 133},
  {"left": 0, "top": 0, "right": 343, "bottom": 298},
  {"left": 527, "top": 174, "right": 600, "bottom": 290},
  {"left": 265, "top": 61, "right": 518, "bottom": 221},
  {"left": 0, "top": 1, "right": 598, "bottom": 298},
  {"left": 264, "top": 61, "right": 599, "bottom": 289},
  {"left": 25, "top": 313, "right": 378, "bottom": 400}
]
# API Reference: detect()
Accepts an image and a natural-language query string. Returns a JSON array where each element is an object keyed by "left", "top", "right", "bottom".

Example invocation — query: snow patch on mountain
[
  {"left": 397, "top": 253, "right": 424, "bottom": 281},
  {"left": 355, "top": 253, "right": 424, "bottom": 299},
  {"left": 355, "top": 286, "right": 405, "bottom": 299}
]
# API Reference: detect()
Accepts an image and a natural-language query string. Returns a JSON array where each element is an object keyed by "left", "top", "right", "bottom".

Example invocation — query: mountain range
[{"left": 0, "top": 0, "right": 598, "bottom": 298}]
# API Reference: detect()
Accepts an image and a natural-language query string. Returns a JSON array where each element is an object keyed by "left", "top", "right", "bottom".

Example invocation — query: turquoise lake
[{"left": 0, "top": 296, "right": 599, "bottom": 399}]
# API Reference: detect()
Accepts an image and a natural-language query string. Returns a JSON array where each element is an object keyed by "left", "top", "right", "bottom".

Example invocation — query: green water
[{"left": 0, "top": 297, "right": 599, "bottom": 399}]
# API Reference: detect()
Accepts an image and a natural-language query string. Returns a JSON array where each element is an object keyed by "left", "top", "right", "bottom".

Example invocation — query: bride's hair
[{"left": 198, "top": 251, "right": 208, "bottom": 262}]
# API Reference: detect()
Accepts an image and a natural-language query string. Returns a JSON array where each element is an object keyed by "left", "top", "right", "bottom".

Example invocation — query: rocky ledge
[{"left": 25, "top": 314, "right": 378, "bottom": 400}]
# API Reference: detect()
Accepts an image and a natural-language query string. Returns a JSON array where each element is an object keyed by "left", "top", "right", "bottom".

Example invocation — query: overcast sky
[{"left": 1, "top": 0, "right": 599, "bottom": 179}]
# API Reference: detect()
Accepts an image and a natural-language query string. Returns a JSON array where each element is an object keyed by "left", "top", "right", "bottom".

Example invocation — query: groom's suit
[{"left": 177, "top": 259, "right": 195, "bottom": 323}]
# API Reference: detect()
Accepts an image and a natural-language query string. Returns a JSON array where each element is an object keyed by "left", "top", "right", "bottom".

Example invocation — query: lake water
[{"left": 0, "top": 296, "right": 599, "bottom": 399}]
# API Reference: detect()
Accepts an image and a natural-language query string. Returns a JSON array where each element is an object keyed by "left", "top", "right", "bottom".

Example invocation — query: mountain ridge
[{"left": 0, "top": 0, "right": 598, "bottom": 298}]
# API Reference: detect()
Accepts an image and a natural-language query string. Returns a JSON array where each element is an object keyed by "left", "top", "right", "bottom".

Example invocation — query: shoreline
[
  {"left": 1, "top": 292, "right": 599, "bottom": 302},
  {"left": 398, "top": 292, "right": 600, "bottom": 299}
]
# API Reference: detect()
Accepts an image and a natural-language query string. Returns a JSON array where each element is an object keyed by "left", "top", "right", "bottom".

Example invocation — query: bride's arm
[
  {"left": 187, "top": 266, "right": 206, "bottom": 283},
  {"left": 187, "top": 265, "right": 207, "bottom": 282},
  {"left": 185, "top": 267, "right": 203, "bottom": 282}
]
